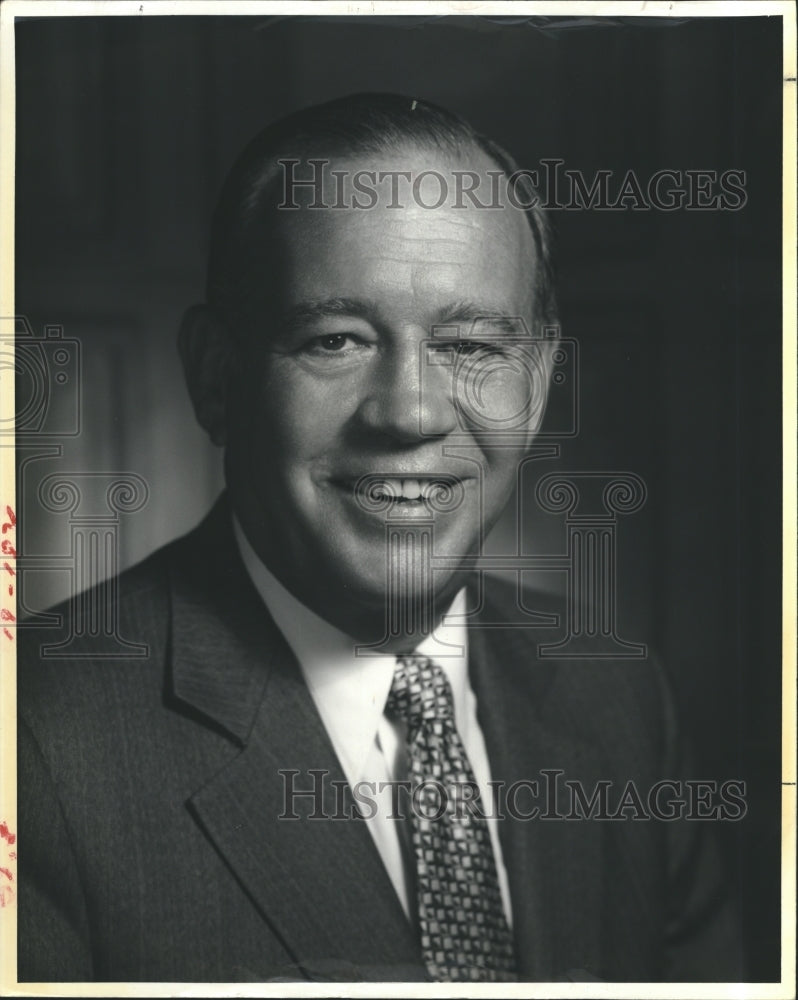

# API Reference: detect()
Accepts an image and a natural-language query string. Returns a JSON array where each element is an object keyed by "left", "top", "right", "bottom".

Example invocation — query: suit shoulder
[
  {"left": 476, "top": 572, "right": 670, "bottom": 723},
  {"left": 20, "top": 538, "right": 172, "bottom": 640},
  {"left": 16, "top": 536, "right": 181, "bottom": 727}
]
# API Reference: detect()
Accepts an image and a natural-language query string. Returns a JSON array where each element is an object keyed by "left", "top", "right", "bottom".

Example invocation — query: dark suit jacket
[{"left": 17, "top": 497, "right": 742, "bottom": 983}]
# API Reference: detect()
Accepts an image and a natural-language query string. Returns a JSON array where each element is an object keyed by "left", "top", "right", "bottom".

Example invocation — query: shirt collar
[{"left": 232, "top": 515, "right": 468, "bottom": 784}]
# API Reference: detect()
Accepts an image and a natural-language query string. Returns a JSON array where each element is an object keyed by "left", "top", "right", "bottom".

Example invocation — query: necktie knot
[{"left": 385, "top": 654, "right": 455, "bottom": 730}]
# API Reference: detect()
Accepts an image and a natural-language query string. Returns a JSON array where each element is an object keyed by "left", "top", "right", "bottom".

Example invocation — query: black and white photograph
[{"left": 1, "top": 1, "right": 794, "bottom": 992}]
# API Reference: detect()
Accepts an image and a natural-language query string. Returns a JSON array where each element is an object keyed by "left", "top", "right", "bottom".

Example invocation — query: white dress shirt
[{"left": 232, "top": 517, "right": 513, "bottom": 927}]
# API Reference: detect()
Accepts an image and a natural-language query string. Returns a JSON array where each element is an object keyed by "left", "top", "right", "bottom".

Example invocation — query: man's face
[{"left": 222, "top": 143, "right": 548, "bottom": 636}]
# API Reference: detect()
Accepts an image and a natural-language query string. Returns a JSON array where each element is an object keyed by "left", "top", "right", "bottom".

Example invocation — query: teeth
[{"left": 371, "top": 477, "right": 444, "bottom": 501}]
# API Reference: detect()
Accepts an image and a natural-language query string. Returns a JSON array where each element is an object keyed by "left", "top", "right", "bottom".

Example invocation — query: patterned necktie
[{"left": 385, "top": 654, "right": 517, "bottom": 982}]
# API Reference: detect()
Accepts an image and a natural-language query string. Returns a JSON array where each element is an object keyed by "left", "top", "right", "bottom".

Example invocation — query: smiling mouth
[
  {"left": 371, "top": 477, "right": 449, "bottom": 502},
  {"left": 347, "top": 474, "right": 467, "bottom": 513}
]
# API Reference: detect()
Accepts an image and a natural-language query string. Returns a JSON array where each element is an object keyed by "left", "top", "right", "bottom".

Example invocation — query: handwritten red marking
[
  {"left": 0, "top": 609, "right": 15, "bottom": 623},
  {"left": 7, "top": 585, "right": 11, "bottom": 597},
  {"left": 0, "top": 884, "right": 14, "bottom": 907},
  {"left": 8, "top": 852, "right": 16, "bottom": 861},
  {"left": 0, "top": 867, "right": 12, "bottom": 882},
  {"left": 3, "top": 629, "right": 12, "bottom": 641},
  {"left": 2, "top": 563, "right": 14, "bottom": 578},
  {"left": 0, "top": 823, "right": 15, "bottom": 846},
  {"left": 1, "top": 541, "right": 16, "bottom": 557},
  {"left": 1, "top": 506, "right": 15, "bottom": 534}
]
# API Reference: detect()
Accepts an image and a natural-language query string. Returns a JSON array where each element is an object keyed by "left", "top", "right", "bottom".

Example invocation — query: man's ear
[{"left": 178, "top": 304, "right": 235, "bottom": 447}]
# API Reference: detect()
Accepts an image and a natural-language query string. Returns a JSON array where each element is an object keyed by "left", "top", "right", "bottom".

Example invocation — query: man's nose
[{"left": 355, "top": 336, "right": 458, "bottom": 443}]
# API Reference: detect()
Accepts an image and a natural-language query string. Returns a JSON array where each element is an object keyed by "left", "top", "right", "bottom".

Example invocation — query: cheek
[
  {"left": 246, "top": 364, "right": 357, "bottom": 462},
  {"left": 482, "top": 448, "right": 527, "bottom": 505}
]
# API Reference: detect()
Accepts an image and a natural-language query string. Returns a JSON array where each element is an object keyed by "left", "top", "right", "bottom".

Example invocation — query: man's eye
[
  {"left": 318, "top": 334, "right": 351, "bottom": 351},
  {"left": 294, "top": 332, "right": 374, "bottom": 369},
  {"left": 304, "top": 333, "right": 363, "bottom": 355}
]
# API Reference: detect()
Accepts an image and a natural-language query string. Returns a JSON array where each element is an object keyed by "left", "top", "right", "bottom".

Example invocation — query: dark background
[{"left": 15, "top": 13, "right": 783, "bottom": 980}]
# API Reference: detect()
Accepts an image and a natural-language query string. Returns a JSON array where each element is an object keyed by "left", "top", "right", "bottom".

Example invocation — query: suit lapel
[
  {"left": 468, "top": 603, "right": 606, "bottom": 980},
  {"left": 167, "top": 500, "right": 427, "bottom": 981}
]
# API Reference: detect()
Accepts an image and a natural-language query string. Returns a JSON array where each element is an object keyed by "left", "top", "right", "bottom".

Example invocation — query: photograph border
[{"left": 0, "top": 2, "right": 794, "bottom": 997}]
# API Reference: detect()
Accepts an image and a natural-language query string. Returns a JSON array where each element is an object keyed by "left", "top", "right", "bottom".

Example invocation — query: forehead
[{"left": 266, "top": 143, "right": 537, "bottom": 321}]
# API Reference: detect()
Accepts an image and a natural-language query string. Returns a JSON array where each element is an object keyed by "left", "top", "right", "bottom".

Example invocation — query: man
[{"left": 18, "top": 93, "right": 742, "bottom": 983}]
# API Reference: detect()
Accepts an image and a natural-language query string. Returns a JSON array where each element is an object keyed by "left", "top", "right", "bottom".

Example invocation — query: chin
[{"left": 309, "top": 547, "right": 452, "bottom": 610}]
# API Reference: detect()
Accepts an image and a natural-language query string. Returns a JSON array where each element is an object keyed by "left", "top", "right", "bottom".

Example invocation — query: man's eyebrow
[
  {"left": 277, "top": 297, "right": 379, "bottom": 330},
  {"left": 273, "top": 297, "right": 527, "bottom": 336}
]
